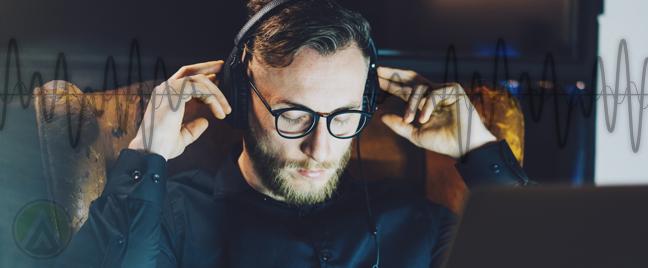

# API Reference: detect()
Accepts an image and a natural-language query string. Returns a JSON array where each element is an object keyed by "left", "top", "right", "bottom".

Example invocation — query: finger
[
  {"left": 418, "top": 85, "right": 450, "bottom": 123},
  {"left": 419, "top": 92, "right": 436, "bottom": 123},
  {"left": 378, "top": 76, "right": 412, "bottom": 101},
  {"left": 377, "top": 66, "right": 416, "bottom": 101},
  {"left": 377, "top": 66, "right": 419, "bottom": 83},
  {"left": 438, "top": 84, "right": 464, "bottom": 106},
  {"left": 206, "top": 73, "right": 218, "bottom": 84},
  {"left": 202, "top": 94, "right": 225, "bottom": 120},
  {"left": 180, "top": 117, "right": 209, "bottom": 147},
  {"left": 171, "top": 79, "right": 212, "bottom": 104},
  {"left": 171, "top": 60, "right": 225, "bottom": 80},
  {"left": 188, "top": 74, "right": 232, "bottom": 119},
  {"left": 404, "top": 84, "right": 427, "bottom": 123},
  {"left": 154, "top": 80, "right": 210, "bottom": 105},
  {"left": 420, "top": 85, "right": 464, "bottom": 123},
  {"left": 381, "top": 114, "right": 419, "bottom": 146}
]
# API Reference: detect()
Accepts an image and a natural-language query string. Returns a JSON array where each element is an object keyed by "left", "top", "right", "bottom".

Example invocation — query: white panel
[{"left": 596, "top": 0, "right": 648, "bottom": 185}]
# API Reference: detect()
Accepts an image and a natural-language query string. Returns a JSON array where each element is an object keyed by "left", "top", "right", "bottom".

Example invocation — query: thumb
[
  {"left": 381, "top": 114, "right": 418, "bottom": 144},
  {"left": 180, "top": 117, "right": 209, "bottom": 146}
]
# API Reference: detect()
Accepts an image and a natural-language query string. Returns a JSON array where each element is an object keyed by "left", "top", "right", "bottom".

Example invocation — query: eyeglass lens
[{"left": 277, "top": 110, "right": 368, "bottom": 138}]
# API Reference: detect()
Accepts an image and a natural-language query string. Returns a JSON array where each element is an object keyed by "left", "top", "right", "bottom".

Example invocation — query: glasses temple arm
[{"left": 248, "top": 80, "right": 278, "bottom": 116}]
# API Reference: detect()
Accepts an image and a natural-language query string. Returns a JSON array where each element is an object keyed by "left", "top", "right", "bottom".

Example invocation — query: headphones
[{"left": 219, "top": 0, "right": 380, "bottom": 130}]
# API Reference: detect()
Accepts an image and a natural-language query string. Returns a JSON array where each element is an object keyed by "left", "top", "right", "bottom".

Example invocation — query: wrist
[
  {"left": 128, "top": 137, "right": 146, "bottom": 151},
  {"left": 128, "top": 138, "right": 168, "bottom": 161},
  {"left": 461, "top": 132, "right": 497, "bottom": 158}
]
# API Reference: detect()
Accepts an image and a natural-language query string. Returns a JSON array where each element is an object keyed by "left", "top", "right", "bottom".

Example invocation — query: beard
[{"left": 243, "top": 111, "right": 351, "bottom": 207}]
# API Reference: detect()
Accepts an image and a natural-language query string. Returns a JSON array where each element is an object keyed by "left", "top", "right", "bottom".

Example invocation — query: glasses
[{"left": 249, "top": 80, "right": 372, "bottom": 139}]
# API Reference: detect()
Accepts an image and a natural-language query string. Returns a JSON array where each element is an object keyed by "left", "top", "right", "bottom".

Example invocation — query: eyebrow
[{"left": 275, "top": 100, "right": 362, "bottom": 114}]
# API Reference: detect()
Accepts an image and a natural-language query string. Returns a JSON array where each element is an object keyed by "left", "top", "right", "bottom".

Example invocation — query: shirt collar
[{"left": 212, "top": 142, "right": 366, "bottom": 201}]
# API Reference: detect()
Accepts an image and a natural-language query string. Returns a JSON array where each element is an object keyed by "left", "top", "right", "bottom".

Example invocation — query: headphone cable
[{"left": 357, "top": 132, "right": 380, "bottom": 268}]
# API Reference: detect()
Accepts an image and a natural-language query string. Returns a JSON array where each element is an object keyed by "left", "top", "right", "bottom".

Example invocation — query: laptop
[{"left": 443, "top": 186, "right": 648, "bottom": 268}]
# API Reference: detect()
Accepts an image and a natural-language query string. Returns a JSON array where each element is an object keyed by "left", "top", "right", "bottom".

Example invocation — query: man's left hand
[{"left": 377, "top": 66, "right": 497, "bottom": 159}]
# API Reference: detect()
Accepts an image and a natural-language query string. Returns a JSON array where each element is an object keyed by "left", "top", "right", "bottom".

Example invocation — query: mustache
[
  {"left": 283, "top": 159, "right": 337, "bottom": 170},
  {"left": 282, "top": 145, "right": 352, "bottom": 171}
]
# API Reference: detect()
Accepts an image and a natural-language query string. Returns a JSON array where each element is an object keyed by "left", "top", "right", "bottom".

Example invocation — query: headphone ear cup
[
  {"left": 232, "top": 65, "right": 250, "bottom": 129},
  {"left": 220, "top": 59, "right": 237, "bottom": 129},
  {"left": 364, "top": 64, "right": 379, "bottom": 106},
  {"left": 369, "top": 67, "right": 379, "bottom": 112},
  {"left": 362, "top": 75, "right": 371, "bottom": 112},
  {"left": 220, "top": 53, "right": 250, "bottom": 130},
  {"left": 362, "top": 69, "right": 377, "bottom": 126},
  {"left": 363, "top": 37, "right": 379, "bottom": 120}
]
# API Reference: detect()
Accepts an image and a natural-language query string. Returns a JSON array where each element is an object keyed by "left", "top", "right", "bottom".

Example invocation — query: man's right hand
[{"left": 128, "top": 60, "right": 231, "bottom": 161}]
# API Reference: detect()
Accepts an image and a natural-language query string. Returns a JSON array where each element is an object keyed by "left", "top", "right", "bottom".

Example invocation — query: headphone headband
[{"left": 234, "top": 0, "right": 295, "bottom": 47}]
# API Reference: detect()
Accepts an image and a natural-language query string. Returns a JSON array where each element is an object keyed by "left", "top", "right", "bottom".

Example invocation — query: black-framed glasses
[{"left": 249, "top": 80, "right": 372, "bottom": 139}]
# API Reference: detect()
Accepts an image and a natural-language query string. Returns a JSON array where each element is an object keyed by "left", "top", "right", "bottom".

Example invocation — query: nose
[{"left": 301, "top": 117, "right": 331, "bottom": 163}]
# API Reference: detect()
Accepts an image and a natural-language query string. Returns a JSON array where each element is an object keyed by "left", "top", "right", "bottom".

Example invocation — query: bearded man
[{"left": 55, "top": 0, "right": 532, "bottom": 267}]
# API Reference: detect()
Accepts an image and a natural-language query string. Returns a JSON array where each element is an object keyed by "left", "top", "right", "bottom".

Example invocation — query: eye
[
  {"left": 332, "top": 114, "right": 351, "bottom": 125},
  {"left": 280, "top": 111, "right": 309, "bottom": 125},
  {"left": 282, "top": 116, "right": 304, "bottom": 125}
]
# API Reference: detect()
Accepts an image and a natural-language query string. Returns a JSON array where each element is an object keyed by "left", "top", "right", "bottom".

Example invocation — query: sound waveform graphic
[
  {"left": 384, "top": 38, "right": 646, "bottom": 154},
  {"left": 0, "top": 39, "right": 646, "bottom": 152}
]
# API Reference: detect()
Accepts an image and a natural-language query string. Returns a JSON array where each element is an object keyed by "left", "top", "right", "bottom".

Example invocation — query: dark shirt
[{"left": 54, "top": 139, "right": 531, "bottom": 268}]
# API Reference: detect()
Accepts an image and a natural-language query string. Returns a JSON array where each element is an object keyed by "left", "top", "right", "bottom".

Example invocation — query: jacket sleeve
[
  {"left": 53, "top": 148, "right": 177, "bottom": 268},
  {"left": 454, "top": 139, "right": 538, "bottom": 190}
]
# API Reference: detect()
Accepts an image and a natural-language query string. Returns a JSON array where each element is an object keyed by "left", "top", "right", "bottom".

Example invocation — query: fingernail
[{"left": 403, "top": 111, "right": 409, "bottom": 121}]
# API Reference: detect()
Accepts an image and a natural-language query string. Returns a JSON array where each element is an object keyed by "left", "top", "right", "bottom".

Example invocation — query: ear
[
  {"left": 245, "top": 51, "right": 257, "bottom": 80},
  {"left": 243, "top": 44, "right": 256, "bottom": 75}
]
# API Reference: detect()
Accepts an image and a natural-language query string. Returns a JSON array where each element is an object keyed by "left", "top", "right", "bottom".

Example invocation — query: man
[{"left": 54, "top": 0, "right": 531, "bottom": 267}]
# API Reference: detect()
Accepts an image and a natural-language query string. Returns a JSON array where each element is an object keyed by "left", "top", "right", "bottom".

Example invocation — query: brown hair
[{"left": 245, "top": 0, "right": 372, "bottom": 68}]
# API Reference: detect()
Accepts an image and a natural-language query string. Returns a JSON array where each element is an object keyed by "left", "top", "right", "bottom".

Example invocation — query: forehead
[{"left": 249, "top": 45, "right": 368, "bottom": 112}]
